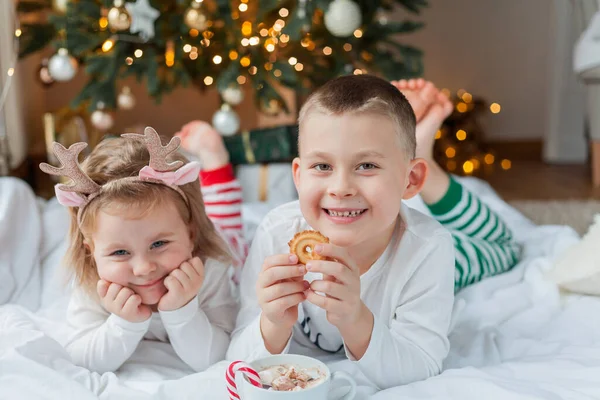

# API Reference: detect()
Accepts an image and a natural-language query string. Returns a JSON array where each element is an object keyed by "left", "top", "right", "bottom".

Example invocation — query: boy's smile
[{"left": 293, "top": 111, "right": 426, "bottom": 258}]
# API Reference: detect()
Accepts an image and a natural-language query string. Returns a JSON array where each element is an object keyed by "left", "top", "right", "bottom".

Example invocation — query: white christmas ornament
[
  {"left": 52, "top": 0, "right": 68, "bottom": 12},
  {"left": 91, "top": 104, "right": 114, "bottom": 131},
  {"left": 125, "top": 0, "right": 160, "bottom": 41},
  {"left": 324, "top": 0, "right": 362, "bottom": 37},
  {"left": 212, "top": 104, "right": 240, "bottom": 136},
  {"left": 221, "top": 86, "right": 244, "bottom": 106},
  {"left": 48, "top": 48, "right": 78, "bottom": 81},
  {"left": 117, "top": 86, "right": 136, "bottom": 110}
]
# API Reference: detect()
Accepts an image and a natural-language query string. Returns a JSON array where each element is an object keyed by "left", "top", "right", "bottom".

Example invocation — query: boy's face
[{"left": 293, "top": 112, "right": 426, "bottom": 248}]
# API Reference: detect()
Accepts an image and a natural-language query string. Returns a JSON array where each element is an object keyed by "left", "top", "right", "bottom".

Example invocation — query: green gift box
[{"left": 224, "top": 124, "right": 299, "bottom": 165}]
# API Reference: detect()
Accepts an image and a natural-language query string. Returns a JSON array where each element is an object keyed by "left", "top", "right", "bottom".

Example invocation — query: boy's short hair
[{"left": 298, "top": 74, "right": 417, "bottom": 158}]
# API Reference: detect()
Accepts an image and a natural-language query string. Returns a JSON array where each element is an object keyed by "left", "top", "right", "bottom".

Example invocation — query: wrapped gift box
[
  {"left": 235, "top": 163, "right": 298, "bottom": 205},
  {"left": 224, "top": 124, "right": 299, "bottom": 165}
]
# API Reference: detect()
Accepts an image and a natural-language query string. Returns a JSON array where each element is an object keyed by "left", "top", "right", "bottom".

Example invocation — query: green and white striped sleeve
[{"left": 426, "top": 176, "right": 521, "bottom": 291}]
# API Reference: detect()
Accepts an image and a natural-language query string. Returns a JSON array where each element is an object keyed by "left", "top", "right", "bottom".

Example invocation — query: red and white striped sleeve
[{"left": 200, "top": 164, "right": 248, "bottom": 281}]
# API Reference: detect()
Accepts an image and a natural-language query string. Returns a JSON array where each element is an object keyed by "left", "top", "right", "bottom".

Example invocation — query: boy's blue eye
[
  {"left": 151, "top": 240, "right": 167, "bottom": 249},
  {"left": 358, "top": 163, "right": 377, "bottom": 170},
  {"left": 313, "top": 164, "right": 332, "bottom": 172},
  {"left": 110, "top": 249, "right": 129, "bottom": 256}
]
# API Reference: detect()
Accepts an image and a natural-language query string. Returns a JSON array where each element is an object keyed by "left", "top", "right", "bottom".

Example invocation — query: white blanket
[{"left": 2, "top": 176, "right": 600, "bottom": 400}]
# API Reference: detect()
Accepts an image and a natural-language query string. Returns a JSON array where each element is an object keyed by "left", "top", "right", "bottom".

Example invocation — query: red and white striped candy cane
[{"left": 226, "top": 360, "right": 262, "bottom": 399}]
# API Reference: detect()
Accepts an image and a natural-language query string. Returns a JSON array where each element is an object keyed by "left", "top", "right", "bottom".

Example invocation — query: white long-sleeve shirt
[
  {"left": 226, "top": 201, "right": 455, "bottom": 390},
  {"left": 65, "top": 258, "right": 238, "bottom": 373}
]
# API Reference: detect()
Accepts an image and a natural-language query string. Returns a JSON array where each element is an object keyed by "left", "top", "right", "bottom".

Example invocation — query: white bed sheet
[{"left": 1, "top": 176, "right": 600, "bottom": 399}]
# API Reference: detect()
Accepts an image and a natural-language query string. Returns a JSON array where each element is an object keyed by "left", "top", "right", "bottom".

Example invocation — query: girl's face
[{"left": 89, "top": 199, "right": 194, "bottom": 305}]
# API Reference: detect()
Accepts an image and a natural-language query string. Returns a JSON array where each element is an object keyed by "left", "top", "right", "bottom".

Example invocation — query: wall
[{"left": 400, "top": 0, "right": 555, "bottom": 141}]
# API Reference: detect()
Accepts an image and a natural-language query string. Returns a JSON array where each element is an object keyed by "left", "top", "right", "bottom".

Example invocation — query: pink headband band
[{"left": 39, "top": 127, "right": 201, "bottom": 225}]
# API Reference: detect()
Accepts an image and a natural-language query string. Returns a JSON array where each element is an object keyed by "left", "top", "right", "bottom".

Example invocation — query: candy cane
[{"left": 226, "top": 360, "right": 262, "bottom": 399}]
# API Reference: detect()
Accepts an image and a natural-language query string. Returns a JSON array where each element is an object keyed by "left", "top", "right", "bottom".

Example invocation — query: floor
[{"left": 480, "top": 161, "right": 600, "bottom": 201}]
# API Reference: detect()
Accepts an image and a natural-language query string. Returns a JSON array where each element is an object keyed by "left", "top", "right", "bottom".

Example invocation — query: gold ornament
[
  {"left": 260, "top": 99, "right": 282, "bottom": 116},
  {"left": 37, "top": 59, "right": 55, "bottom": 86},
  {"left": 184, "top": 2, "right": 209, "bottom": 31},
  {"left": 108, "top": 0, "right": 131, "bottom": 31},
  {"left": 117, "top": 86, "right": 136, "bottom": 110}
]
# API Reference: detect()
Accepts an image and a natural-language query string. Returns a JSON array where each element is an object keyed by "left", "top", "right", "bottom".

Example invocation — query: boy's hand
[
  {"left": 257, "top": 254, "right": 308, "bottom": 353},
  {"left": 158, "top": 257, "right": 205, "bottom": 312},
  {"left": 97, "top": 280, "right": 152, "bottom": 323},
  {"left": 305, "top": 244, "right": 369, "bottom": 331}
]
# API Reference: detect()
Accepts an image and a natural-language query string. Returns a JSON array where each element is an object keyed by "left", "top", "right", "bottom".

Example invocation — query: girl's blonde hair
[{"left": 64, "top": 136, "right": 231, "bottom": 296}]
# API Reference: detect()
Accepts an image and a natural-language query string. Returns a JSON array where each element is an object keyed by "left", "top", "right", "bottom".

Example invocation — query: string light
[
  {"left": 353, "top": 29, "right": 363, "bottom": 38},
  {"left": 102, "top": 39, "right": 114, "bottom": 52},
  {"left": 457, "top": 89, "right": 466, "bottom": 97},
  {"left": 456, "top": 129, "right": 467, "bottom": 141},
  {"left": 204, "top": 76, "right": 213, "bottom": 85},
  {"left": 249, "top": 66, "right": 257, "bottom": 75},
  {"left": 273, "top": 69, "right": 282, "bottom": 77},
  {"left": 456, "top": 102, "right": 468, "bottom": 113},
  {"left": 353, "top": 69, "right": 362, "bottom": 75},
  {"left": 125, "top": 57, "right": 133, "bottom": 65},
  {"left": 463, "top": 160, "right": 474, "bottom": 174},
  {"left": 323, "top": 46, "right": 332, "bottom": 55},
  {"left": 241, "top": 38, "right": 250, "bottom": 46},
  {"left": 14, "top": 29, "right": 21, "bottom": 37},
  {"left": 279, "top": 8, "right": 289, "bottom": 17},
  {"left": 249, "top": 36, "right": 260, "bottom": 46},
  {"left": 165, "top": 41, "right": 175, "bottom": 67},
  {"left": 229, "top": 50, "right": 239, "bottom": 60},
  {"left": 237, "top": 75, "right": 247, "bottom": 84},
  {"left": 288, "top": 57, "right": 298, "bottom": 66},
  {"left": 343, "top": 43, "right": 352, "bottom": 51},
  {"left": 435, "top": 130, "right": 442, "bottom": 139},
  {"left": 99, "top": 17, "right": 108, "bottom": 29},
  {"left": 260, "top": 28, "right": 269, "bottom": 37},
  {"left": 242, "top": 21, "right": 252, "bottom": 36},
  {"left": 461, "top": 92, "right": 472, "bottom": 103},
  {"left": 189, "top": 51, "right": 198, "bottom": 60},
  {"left": 280, "top": 34, "right": 290, "bottom": 43},
  {"left": 294, "top": 63, "right": 304, "bottom": 71},
  {"left": 183, "top": 44, "right": 192, "bottom": 53},
  {"left": 501, "top": 159, "right": 511, "bottom": 170},
  {"left": 7, "top": 68, "right": 14, "bottom": 77},
  {"left": 490, "top": 103, "right": 501, "bottom": 114},
  {"left": 213, "top": 55, "right": 222, "bottom": 64},
  {"left": 189, "top": 29, "right": 199, "bottom": 37},
  {"left": 484, "top": 154, "right": 495, "bottom": 165},
  {"left": 239, "top": 3, "right": 248, "bottom": 12},
  {"left": 445, "top": 147, "right": 456, "bottom": 158},
  {"left": 240, "top": 56, "right": 251, "bottom": 67},
  {"left": 134, "top": 49, "right": 143, "bottom": 58}
]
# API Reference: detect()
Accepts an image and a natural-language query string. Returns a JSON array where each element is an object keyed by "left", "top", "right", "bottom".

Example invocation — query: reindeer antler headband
[{"left": 39, "top": 127, "right": 201, "bottom": 225}]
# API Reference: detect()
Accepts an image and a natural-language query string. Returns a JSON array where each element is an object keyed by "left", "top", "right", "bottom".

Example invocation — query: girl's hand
[
  {"left": 97, "top": 280, "right": 152, "bottom": 323},
  {"left": 158, "top": 257, "right": 205, "bottom": 312}
]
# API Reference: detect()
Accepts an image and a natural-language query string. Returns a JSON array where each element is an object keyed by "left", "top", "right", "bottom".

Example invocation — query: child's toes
[{"left": 420, "top": 82, "right": 438, "bottom": 104}]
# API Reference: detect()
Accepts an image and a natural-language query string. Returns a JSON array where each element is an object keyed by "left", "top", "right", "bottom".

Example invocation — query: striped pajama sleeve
[
  {"left": 426, "top": 176, "right": 521, "bottom": 292},
  {"left": 200, "top": 164, "right": 249, "bottom": 282}
]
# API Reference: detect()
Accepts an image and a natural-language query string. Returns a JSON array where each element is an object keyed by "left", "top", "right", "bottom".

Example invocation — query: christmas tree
[{"left": 18, "top": 0, "right": 428, "bottom": 118}]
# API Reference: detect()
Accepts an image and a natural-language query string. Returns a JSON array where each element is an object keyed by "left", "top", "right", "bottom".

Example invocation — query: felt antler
[
  {"left": 39, "top": 142, "right": 101, "bottom": 195},
  {"left": 122, "top": 126, "right": 183, "bottom": 172}
]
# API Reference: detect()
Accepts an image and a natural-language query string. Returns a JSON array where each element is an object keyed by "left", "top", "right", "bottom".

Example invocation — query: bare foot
[
  {"left": 390, "top": 78, "right": 439, "bottom": 122},
  {"left": 415, "top": 91, "right": 453, "bottom": 161},
  {"left": 175, "top": 120, "right": 229, "bottom": 171}
]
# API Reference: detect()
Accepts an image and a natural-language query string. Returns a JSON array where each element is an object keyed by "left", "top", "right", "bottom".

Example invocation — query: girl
[{"left": 40, "top": 127, "right": 238, "bottom": 373}]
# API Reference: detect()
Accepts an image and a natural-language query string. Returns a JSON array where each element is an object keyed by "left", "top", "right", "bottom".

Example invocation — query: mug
[{"left": 238, "top": 354, "right": 356, "bottom": 400}]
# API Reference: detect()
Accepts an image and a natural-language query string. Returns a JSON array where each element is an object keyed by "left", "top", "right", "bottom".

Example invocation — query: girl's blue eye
[
  {"left": 151, "top": 240, "right": 167, "bottom": 249},
  {"left": 313, "top": 164, "right": 332, "bottom": 172},
  {"left": 111, "top": 250, "right": 129, "bottom": 256}
]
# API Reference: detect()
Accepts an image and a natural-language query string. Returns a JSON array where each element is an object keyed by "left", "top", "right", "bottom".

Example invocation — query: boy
[{"left": 226, "top": 74, "right": 455, "bottom": 390}]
